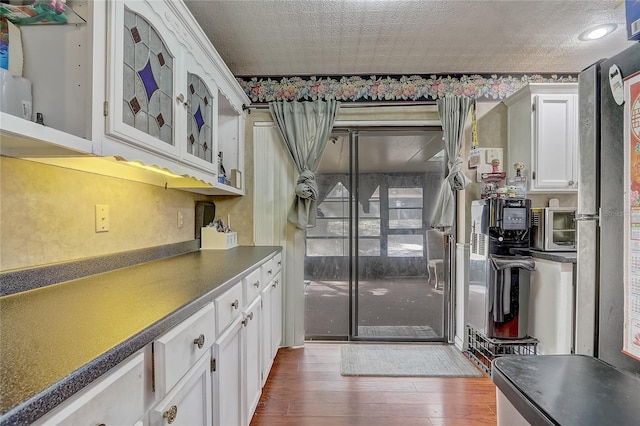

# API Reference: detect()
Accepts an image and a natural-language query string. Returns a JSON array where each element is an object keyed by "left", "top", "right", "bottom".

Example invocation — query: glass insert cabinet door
[
  {"left": 122, "top": 7, "right": 174, "bottom": 147},
  {"left": 186, "top": 72, "right": 214, "bottom": 165},
  {"left": 106, "top": 0, "right": 217, "bottom": 165}
]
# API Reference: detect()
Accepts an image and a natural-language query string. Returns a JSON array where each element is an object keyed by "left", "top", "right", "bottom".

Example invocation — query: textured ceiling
[{"left": 184, "top": 0, "right": 636, "bottom": 77}]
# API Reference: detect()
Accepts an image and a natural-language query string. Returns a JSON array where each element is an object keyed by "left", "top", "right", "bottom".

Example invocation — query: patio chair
[{"left": 426, "top": 229, "right": 445, "bottom": 289}]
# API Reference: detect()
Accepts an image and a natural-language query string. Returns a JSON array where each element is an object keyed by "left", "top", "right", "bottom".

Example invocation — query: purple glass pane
[
  {"left": 194, "top": 105, "right": 205, "bottom": 133},
  {"left": 138, "top": 59, "right": 159, "bottom": 101}
]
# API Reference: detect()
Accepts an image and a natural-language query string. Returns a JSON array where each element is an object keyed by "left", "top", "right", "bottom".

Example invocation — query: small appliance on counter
[
  {"left": 468, "top": 198, "right": 534, "bottom": 339},
  {"left": 531, "top": 207, "right": 576, "bottom": 251}
]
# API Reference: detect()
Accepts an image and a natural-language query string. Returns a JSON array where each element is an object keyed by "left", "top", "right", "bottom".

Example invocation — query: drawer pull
[
  {"left": 231, "top": 299, "right": 239, "bottom": 309},
  {"left": 268, "top": 269, "right": 273, "bottom": 275},
  {"left": 278, "top": 261, "right": 282, "bottom": 266},
  {"left": 163, "top": 405, "right": 178, "bottom": 424},
  {"left": 253, "top": 281, "right": 260, "bottom": 288},
  {"left": 272, "top": 279, "right": 279, "bottom": 288},
  {"left": 242, "top": 312, "right": 254, "bottom": 326},
  {"left": 193, "top": 334, "right": 205, "bottom": 349}
]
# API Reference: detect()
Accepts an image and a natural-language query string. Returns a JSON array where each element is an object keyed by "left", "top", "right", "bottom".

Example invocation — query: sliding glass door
[{"left": 304, "top": 127, "right": 447, "bottom": 342}]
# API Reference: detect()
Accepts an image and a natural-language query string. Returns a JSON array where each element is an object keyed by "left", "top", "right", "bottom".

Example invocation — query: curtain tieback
[
  {"left": 295, "top": 169, "right": 318, "bottom": 200},
  {"left": 446, "top": 157, "right": 468, "bottom": 190}
]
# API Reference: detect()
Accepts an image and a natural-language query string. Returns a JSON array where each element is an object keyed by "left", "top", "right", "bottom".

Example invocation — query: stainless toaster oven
[{"left": 531, "top": 207, "right": 576, "bottom": 251}]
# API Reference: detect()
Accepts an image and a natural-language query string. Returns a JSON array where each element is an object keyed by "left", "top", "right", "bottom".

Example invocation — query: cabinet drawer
[
  {"left": 262, "top": 253, "right": 282, "bottom": 284},
  {"left": 215, "top": 282, "right": 244, "bottom": 335},
  {"left": 154, "top": 303, "right": 215, "bottom": 396},
  {"left": 34, "top": 351, "right": 145, "bottom": 426},
  {"left": 244, "top": 267, "right": 263, "bottom": 303}
]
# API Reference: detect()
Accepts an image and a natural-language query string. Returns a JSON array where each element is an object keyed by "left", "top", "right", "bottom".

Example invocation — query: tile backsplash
[{"left": 0, "top": 156, "right": 211, "bottom": 272}]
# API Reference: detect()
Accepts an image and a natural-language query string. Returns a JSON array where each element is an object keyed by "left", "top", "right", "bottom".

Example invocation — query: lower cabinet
[
  {"left": 149, "top": 350, "right": 212, "bottom": 426},
  {"left": 32, "top": 253, "right": 282, "bottom": 426},
  {"left": 261, "top": 270, "right": 282, "bottom": 385},
  {"left": 212, "top": 316, "right": 243, "bottom": 426},
  {"left": 33, "top": 351, "right": 146, "bottom": 426},
  {"left": 243, "top": 297, "right": 262, "bottom": 426},
  {"left": 528, "top": 258, "right": 575, "bottom": 354}
]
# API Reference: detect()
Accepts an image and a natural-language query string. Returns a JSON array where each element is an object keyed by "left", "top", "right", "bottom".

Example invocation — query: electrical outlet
[
  {"left": 485, "top": 148, "right": 503, "bottom": 165},
  {"left": 177, "top": 211, "right": 184, "bottom": 229},
  {"left": 95, "top": 205, "right": 109, "bottom": 233}
]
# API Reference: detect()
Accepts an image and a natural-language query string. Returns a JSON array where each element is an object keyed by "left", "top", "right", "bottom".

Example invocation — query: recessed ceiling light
[{"left": 579, "top": 24, "right": 617, "bottom": 41}]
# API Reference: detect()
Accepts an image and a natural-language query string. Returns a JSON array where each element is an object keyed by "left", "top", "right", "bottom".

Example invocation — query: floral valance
[{"left": 238, "top": 73, "right": 577, "bottom": 104}]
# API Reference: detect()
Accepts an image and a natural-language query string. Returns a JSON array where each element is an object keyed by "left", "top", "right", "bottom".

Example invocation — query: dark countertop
[
  {"left": 492, "top": 355, "right": 640, "bottom": 425},
  {"left": 511, "top": 248, "right": 577, "bottom": 263},
  {"left": 0, "top": 246, "right": 281, "bottom": 426}
]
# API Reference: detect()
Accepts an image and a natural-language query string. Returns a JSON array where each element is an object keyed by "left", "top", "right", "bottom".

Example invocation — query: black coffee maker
[{"left": 475, "top": 197, "right": 531, "bottom": 255}]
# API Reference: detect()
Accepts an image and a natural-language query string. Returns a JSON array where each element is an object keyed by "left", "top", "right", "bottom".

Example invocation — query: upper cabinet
[
  {"left": 0, "top": 0, "right": 95, "bottom": 157},
  {"left": 505, "top": 83, "right": 579, "bottom": 193},
  {"left": 0, "top": 0, "right": 249, "bottom": 195},
  {"left": 103, "top": 0, "right": 247, "bottom": 194}
]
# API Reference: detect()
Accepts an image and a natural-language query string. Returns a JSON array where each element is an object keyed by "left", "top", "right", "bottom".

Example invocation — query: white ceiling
[{"left": 184, "top": 0, "right": 636, "bottom": 76}]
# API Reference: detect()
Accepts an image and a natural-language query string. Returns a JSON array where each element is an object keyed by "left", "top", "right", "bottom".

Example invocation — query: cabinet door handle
[
  {"left": 231, "top": 299, "right": 239, "bottom": 309},
  {"left": 175, "top": 94, "right": 190, "bottom": 108},
  {"left": 193, "top": 334, "right": 205, "bottom": 349},
  {"left": 268, "top": 269, "right": 273, "bottom": 275},
  {"left": 272, "top": 279, "right": 279, "bottom": 288},
  {"left": 278, "top": 261, "right": 282, "bottom": 266},
  {"left": 253, "top": 281, "right": 260, "bottom": 288},
  {"left": 569, "top": 180, "right": 575, "bottom": 186},
  {"left": 163, "top": 405, "right": 178, "bottom": 424},
  {"left": 242, "top": 312, "right": 254, "bottom": 327}
]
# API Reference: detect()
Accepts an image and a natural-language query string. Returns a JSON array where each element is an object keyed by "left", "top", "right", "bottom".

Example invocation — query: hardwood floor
[{"left": 250, "top": 343, "right": 497, "bottom": 426}]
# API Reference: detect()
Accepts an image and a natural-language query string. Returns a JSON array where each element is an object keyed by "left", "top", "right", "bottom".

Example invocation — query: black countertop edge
[
  {"left": 510, "top": 248, "right": 576, "bottom": 263},
  {"left": 491, "top": 362, "right": 555, "bottom": 426},
  {"left": 0, "top": 246, "right": 281, "bottom": 426},
  {"left": 491, "top": 355, "right": 640, "bottom": 426},
  {"left": 0, "top": 240, "right": 201, "bottom": 296}
]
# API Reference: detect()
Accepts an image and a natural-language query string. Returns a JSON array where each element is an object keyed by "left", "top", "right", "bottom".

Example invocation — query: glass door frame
[{"left": 345, "top": 127, "right": 453, "bottom": 342}]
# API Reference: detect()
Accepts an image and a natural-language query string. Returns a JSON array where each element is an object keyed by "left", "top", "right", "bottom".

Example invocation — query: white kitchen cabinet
[
  {"left": 212, "top": 316, "right": 243, "bottom": 426},
  {"left": 105, "top": 1, "right": 220, "bottom": 180},
  {"left": 153, "top": 302, "right": 215, "bottom": 398},
  {"left": 0, "top": 0, "right": 96, "bottom": 157},
  {"left": 270, "top": 270, "right": 283, "bottom": 360},
  {"left": 242, "top": 296, "right": 262, "bottom": 426},
  {"left": 261, "top": 270, "right": 282, "bottom": 385},
  {"left": 505, "top": 83, "right": 579, "bottom": 193},
  {"left": 149, "top": 348, "right": 212, "bottom": 426},
  {"left": 214, "top": 279, "right": 244, "bottom": 336},
  {"left": 2, "top": 0, "right": 248, "bottom": 195},
  {"left": 244, "top": 266, "right": 263, "bottom": 305},
  {"left": 260, "top": 281, "right": 274, "bottom": 386},
  {"left": 528, "top": 258, "right": 575, "bottom": 355},
  {"left": 33, "top": 351, "right": 146, "bottom": 426},
  {"left": 260, "top": 252, "right": 282, "bottom": 384}
]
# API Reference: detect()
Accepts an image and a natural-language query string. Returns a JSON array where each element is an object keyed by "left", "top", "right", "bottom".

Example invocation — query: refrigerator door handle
[{"left": 575, "top": 211, "right": 600, "bottom": 222}]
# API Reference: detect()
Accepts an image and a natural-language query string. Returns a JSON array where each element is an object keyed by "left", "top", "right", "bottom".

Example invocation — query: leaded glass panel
[
  {"left": 187, "top": 72, "right": 214, "bottom": 163},
  {"left": 122, "top": 7, "right": 173, "bottom": 145}
]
